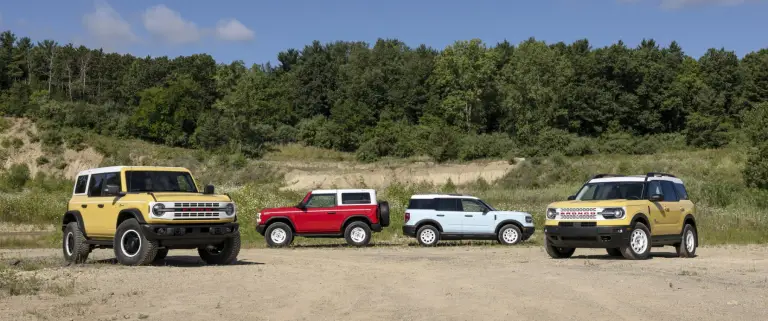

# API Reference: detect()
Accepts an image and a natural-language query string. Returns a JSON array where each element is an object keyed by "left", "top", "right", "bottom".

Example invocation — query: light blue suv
[{"left": 402, "top": 194, "right": 535, "bottom": 246}]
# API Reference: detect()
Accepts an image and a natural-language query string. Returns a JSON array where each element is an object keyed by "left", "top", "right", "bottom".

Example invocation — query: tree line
[{"left": 0, "top": 30, "right": 767, "bottom": 176}]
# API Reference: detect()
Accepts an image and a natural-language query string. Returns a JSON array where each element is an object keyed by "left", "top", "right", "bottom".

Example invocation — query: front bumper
[
  {"left": 544, "top": 224, "right": 630, "bottom": 248},
  {"left": 141, "top": 223, "right": 239, "bottom": 247},
  {"left": 521, "top": 226, "right": 535, "bottom": 240}
]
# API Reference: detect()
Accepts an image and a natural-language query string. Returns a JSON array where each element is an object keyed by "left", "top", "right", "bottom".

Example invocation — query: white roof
[
  {"left": 75, "top": 166, "right": 190, "bottom": 176},
  {"left": 589, "top": 176, "right": 684, "bottom": 184},
  {"left": 410, "top": 194, "right": 479, "bottom": 200},
  {"left": 312, "top": 189, "right": 376, "bottom": 194}
]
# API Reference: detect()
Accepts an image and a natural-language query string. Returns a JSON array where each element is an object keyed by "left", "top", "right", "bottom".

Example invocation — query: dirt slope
[{"left": 1, "top": 246, "right": 766, "bottom": 321}]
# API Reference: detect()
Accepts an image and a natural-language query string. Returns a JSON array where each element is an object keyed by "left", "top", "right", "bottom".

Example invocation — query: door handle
[
  {"left": 327, "top": 212, "right": 336, "bottom": 214},
  {"left": 680, "top": 208, "right": 686, "bottom": 212},
  {"left": 98, "top": 204, "right": 104, "bottom": 208},
  {"left": 465, "top": 215, "right": 473, "bottom": 217},
  {"left": 81, "top": 204, "right": 87, "bottom": 208},
  {"left": 665, "top": 208, "right": 670, "bottom": 212},
  {"left": 436, "top": 214, "right": 445, "bottom": 217}
]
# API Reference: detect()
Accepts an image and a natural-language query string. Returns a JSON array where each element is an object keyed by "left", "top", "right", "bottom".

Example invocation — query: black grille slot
[
  {"left": 579, "top": 222, "right": 597, "bottom": 227},
  {"left": 559, "top": 222, "right": 574, "bottom": 227},
  {"left": 173, "top": 203, "right": 220, "bottom": 208}
]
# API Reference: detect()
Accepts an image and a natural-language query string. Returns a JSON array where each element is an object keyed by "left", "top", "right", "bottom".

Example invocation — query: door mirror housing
[
  {"left": 104, "top": 184, "right": 125, "bottom": 197},
  {"left": 650, "top": 194, "right": 664, "bottom": 202},
  {"left": 567, "top": 195, "right": 576, "bottom": 200},
  {"left": 296, "top": 202, "right": 306, "bottom": 210},
  {"left": 203, "top": 184, "right": 215, "bottom": 195}
]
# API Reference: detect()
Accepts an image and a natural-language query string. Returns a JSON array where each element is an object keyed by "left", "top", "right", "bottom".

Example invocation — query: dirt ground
[{"left": 1, "top": 245, "right": 767, "bottom": 321}]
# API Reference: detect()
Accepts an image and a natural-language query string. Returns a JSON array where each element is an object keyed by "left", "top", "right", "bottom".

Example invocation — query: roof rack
[
  {"left": 590, "top": 174, "right": 625, "bottom": 180},
  {"left": 646, "top": 172, "right": 677, "bottom": 178}
]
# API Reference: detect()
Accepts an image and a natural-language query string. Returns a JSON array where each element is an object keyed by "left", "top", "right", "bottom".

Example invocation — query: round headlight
[
  {"left": 225, "top": 203, "right": 235, "bottom": 216},
  {"left": 600, "top": 208, "right": 625, "bottom": 219},
  {"left": 546, "top": 208, "right": 557, "bottom": 219},
  {"left": 152, "top": 203, "right": 165, "bottom": 217}
]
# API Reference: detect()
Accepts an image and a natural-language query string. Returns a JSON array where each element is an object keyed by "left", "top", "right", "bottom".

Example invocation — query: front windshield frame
[
  {"left": 574, "top": 181, "right": 646, "bottom": 201},
  {"left": 478, "top": 199, "right": 497, "bottom": 211},
  {"left": 125, "top": 170, "right": 199, "bottom": 193}
]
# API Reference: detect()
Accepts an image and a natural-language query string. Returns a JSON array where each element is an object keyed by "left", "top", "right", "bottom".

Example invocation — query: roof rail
[
  {"left": 646, "top": 172, "right": 677, "bottom": 178},
  {"left": 590, "top": 174, "right": 625, "bottom": 180}
]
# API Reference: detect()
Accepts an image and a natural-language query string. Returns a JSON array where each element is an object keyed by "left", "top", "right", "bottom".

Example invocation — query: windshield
[
  {"left": 126, "top": 171, "right": 198, "bottom": 193},
  {"left": 575, "top": 182, "right": 644, "bottom": 201}
]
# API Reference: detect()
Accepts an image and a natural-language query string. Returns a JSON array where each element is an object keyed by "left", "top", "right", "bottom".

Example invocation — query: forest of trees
[{"left": 0, "top": 29, "right": 767, "bottom": 185}]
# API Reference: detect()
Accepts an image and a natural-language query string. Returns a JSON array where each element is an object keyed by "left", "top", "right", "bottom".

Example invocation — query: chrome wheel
[
  {"left": 120, "top": 230, "right": 141, "bottom": 258},
  {"left": 64, "top": 232, "right": 74, "bottom": 256},
  {"left": 420, "top": 229, "right": 436, "bottom": 244},
  {"left": 270, "top": 228, "right": 287, "bottom": 244},
  {"left": 630, "top": 229, "right": 648, "bottom": 254},
  {"left": 350, "top": 227, "right": 367, "bottom": 243},
  {"left": 502, "top": 228, "right": 519, "bottom": 244}
]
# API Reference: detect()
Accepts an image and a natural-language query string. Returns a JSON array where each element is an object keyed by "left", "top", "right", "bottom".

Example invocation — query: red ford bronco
[{"left": 255, "top": 189, "right": 390, "bottom": 247}]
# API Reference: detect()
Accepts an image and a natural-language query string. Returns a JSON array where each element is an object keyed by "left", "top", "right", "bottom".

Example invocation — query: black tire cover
[{"left": 377, "top": 201, "right": 390, "bottom": 227}]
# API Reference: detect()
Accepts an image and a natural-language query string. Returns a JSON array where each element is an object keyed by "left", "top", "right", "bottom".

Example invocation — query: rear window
[
  {"left": 408, "top": 199, "right": 435, "bottom": 210},
  {"left": 435, "top": 198, "right": 461, "bottom": 211},
  {"left": 341, "top": 192, "right": 372, "bottom": 205},
  {"left": 74, "top": 175, "right": 88, "bottom": 194}
]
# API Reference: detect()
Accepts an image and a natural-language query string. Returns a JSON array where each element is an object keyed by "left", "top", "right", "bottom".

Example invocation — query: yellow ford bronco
[
  {"left": 62, "top": 166, "right": 240, "bottom": 266},
  {"left": 544, "top": 173, "right": 698, "bottom": 260}
]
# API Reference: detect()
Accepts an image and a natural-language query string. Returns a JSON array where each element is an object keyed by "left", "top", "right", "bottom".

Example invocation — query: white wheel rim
[
  {"left": 64, "top": 232, "right": 74, "bottom": 256},
  {"left": 420, "top": 229, "right": 436, "bottom": 244},
  {"left": 685, "top": 230, "right": 695, "bottom": 252},
  {"left": 120, "top": 230, "right": 141, "bottom": 258},
  {"left": 630, "top": 229, "right": 648, "bottom": 254},
  {"left": 271, "top": 228, "right": 287, "bottom": 244},
  {"left": 350, "top": 227, "right": 367, "bottom": 243},
  {"left": 502, "top": 228, "right": 519, "bottom": 243}
]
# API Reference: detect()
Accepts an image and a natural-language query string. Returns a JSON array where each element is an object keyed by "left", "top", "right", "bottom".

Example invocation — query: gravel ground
[{"left": 1, "top": 245, "right": 767, "bottom": 321}]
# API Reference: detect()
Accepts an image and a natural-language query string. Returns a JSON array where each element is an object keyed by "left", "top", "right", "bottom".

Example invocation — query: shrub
[
  {"left": 458, "top": 133, "right": 516, "bottom": 161},
  {"left": 0, "top": 163, "right": 31, "bottom": 192},
  {"left": 274, "top": 125, "right": 298, "bottom": 144},
  {"left": 40, "top": 130, "right": 62, "bottom": 148},
  {"left": 36, "top": 156, "right": 49, "bottom": 166},
  {"left": 0, "top": 118, "right": 10, "bottom": 133},
  {"left": 62, "top": 129, "right": 86, "bottom": 151},
  {"left": 744, "top": 143, "right": 768, "bottom": 190}
]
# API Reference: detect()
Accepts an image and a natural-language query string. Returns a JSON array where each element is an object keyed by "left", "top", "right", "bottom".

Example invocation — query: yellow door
[
  {"left": 85, "top": 172, "right": 123, "bottom": 238},
  {"left": 647, "top": 180, "right": 676, "bottom": 235}
]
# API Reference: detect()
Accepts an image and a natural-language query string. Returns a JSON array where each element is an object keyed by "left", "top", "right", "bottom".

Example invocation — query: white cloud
[
  {"left": 215, "top": 18, "right": 255, "bottom": 42},
  {"left": 82, "top": 1, "right": 138, "bottom": 46},
  {"left": 142, "top": 5, "right": 200, "bottom": 45}
]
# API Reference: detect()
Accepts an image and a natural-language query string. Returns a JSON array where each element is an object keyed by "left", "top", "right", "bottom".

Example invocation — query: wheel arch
[
  {"left": 631, "top": 213, "right": 651, "bottom": 232},
  {"left": 341, "top": 215, "right": 373, "bottom": 232},
  {"left": 264, "top": 217, "right": 296, "bottom": 232},
  {"left": 414, "top": 219, "right": 443, "bottom": 233},
  {"left": 116, "top": 208, "right": 147, "bottom": 228},
  {"left": 62, "top": 210, "right": 87, "bottom": 237},
  {"left": 683, "top": 214, "right": 699, "bottom": 245},
  {"left": 495, "top": 220, "right": 523, "bottom": 235}
]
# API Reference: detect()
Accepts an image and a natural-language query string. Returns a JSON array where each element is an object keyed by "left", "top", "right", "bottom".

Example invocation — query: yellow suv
[
  {"left": 61, "top": 166, "right": 240, "bottom": 266},
  {"left": 544, "top": 173, "right": 698, "bottom": 260}
]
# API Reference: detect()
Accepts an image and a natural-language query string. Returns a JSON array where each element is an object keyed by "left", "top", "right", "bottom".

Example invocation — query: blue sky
[{"left": 0, "top": 0, "right": 766, "bottom": 65}]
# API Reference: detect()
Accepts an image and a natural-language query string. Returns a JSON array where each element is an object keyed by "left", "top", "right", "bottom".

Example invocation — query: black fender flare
[
  {"left": 631, "top": 213, "right": 651, "bottom": 232},
  {"left": 494, "top": 219, "right": 524, "bottom": 234},
  {"left": 264, "top": 216, "right": 296, "bottom": 232},
  {"left": 62, "top": 210, "right": 87, "bottom": 237},
  {"left": 414, "top": 219, "right": 443, "bottom": 233},
  {"left": 341, "top": 215, "right": 373, "bottom": 231},
  {"left": 116, "top": 208, "right": 147, "bottom": 227}
]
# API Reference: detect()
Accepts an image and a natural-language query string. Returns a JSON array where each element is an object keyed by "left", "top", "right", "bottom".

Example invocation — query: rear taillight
[{"left": 404, "top": 212, "right": 410, "bottom": 223}]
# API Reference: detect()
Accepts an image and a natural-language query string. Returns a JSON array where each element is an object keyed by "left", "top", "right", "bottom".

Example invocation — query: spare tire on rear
[{"left": 377, "top": 201, "right": 390, "bottom": 227}]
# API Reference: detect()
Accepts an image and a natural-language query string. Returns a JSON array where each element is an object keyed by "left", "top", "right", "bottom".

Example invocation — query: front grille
[
  {"left": 173, "top": 212, "right": 220, "bottom": 219},
  {"left": 174, "top": 202, "right": 220, "bottom": 208},
  {"left": 559, "top": 222, "right": 597, "bottom": 227}
]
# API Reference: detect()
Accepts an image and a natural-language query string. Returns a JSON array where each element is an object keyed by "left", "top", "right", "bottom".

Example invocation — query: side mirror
[
  {"left": 567, "top": 195, "right": 576, "bottom": 200},
  {"left": 104, "top": 185, "right": 124, "bottom": 197},
  {"left": 650, "top": 194, "right": 664, "bottom": 202},
  {"left": 296, "top": 201, "right": 306, "bottom": 210},
  {"left": 204, "top": 184, "right": 215, "bottom": 195}
]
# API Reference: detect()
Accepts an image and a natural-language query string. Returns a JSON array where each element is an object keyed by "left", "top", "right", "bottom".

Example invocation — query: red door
[{"left": 300, "top": 193, "right": 340, "bottom": 233}]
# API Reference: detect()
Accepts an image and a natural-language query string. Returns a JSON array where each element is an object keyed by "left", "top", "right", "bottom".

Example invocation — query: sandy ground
[{"left": 1, "top": 246, "right": 767, "bottom": 321}]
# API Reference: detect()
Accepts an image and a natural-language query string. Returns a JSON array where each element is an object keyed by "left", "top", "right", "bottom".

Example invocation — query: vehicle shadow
[
  {"left": 91, "top": 256, "right": 264, "bottom": 267},
  {"left": 286, "top": 242, "right": 405, "bottom": 249},
  {"left": 571, "top": 251, "right": 693, "bottom": 260}
]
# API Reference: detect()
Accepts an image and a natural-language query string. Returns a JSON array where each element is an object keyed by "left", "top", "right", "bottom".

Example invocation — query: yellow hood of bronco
[
  {"left": 149, "top": 193, "right": 232, "bottom": 202},
  {"left": 547, "top": 200, "right": 646, "bottom": 209}
]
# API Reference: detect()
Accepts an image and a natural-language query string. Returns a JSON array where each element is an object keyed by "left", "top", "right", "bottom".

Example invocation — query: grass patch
[{"left": 263, "top": 143, "right": 356, "bottom": 162}]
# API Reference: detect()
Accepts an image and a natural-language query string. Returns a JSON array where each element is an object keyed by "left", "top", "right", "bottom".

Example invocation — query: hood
[
  {"left": 149, "top": 193, "right": 232, "bottom": 202},
  {"left": 547, "top": 199, "right": 646, "bottom": 209},
  {"left": 261, "top": 206, "right": 302, "bottom": 214}
]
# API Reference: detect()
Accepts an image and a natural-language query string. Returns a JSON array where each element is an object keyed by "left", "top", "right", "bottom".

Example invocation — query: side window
[
  {"left": 461, "top": 199, "right": 486, "bottom": 212},
  {"left": 74, "top": 175, "right": 88, "bottom": 194},
  {"left": 341, "top": 192, "right": 372, "bottom": 205},
  {"left": 435, "top": 198, "right": 460, "bottom": 211},
  {"left": 88, "top": 173, "right": 106, "bottom": 197},
  {"left": 661, "top": 181, "right": 680, "bottom": 202},
  {"left": 306, "top": 194, "right": 336, "bottom": 208},
  {"left": 103, "top": 172, "right": 122, "bottom": 190},
  {"left": 646, "top": 181, "right": 662, "bottom": 198},
  {"left": 407, "top": 199, "right": 435, "bottom": 210},
  {"left": 674, "top": 183, "right": 689, "bottom": 200}
]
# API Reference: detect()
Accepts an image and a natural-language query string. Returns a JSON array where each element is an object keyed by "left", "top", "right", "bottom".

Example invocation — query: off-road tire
[
  {"left": 114, "top": 219, "right": 158, "bottom": 266},
  {"left": 265, "top": 222, "right": 293, "bottom": 248},
  {"left": 675, "top": 224, "right": 697, "bottom": 258},
  {"left": 416, "top": 225, "right": 440, "bottom": 247},
  {"left": 198, "top": 231, "right": 241, "bottom": 265},
  {"left": 606, "top": 248, "right": 622, "bottom": 257},
  {"left": 497, "top": 224, "right": 522, "bottom": 245},
  {"left": 62, "top": 222, "right": 90, "bottom": 264},
  {"left": 377, "top": 201, "right": 391, "bottom": 227},
  {"left": 344, "top": 221, "right": 372, "bottom": 247},
  {"left": 621, "top": 222, "right": 651, "bottom": 260},
  {"left": 153, "top": 248, "right": 169, "bottom": 262},
  {"left": 545, "top": 237, "right": 575, "bottom": 259}
]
